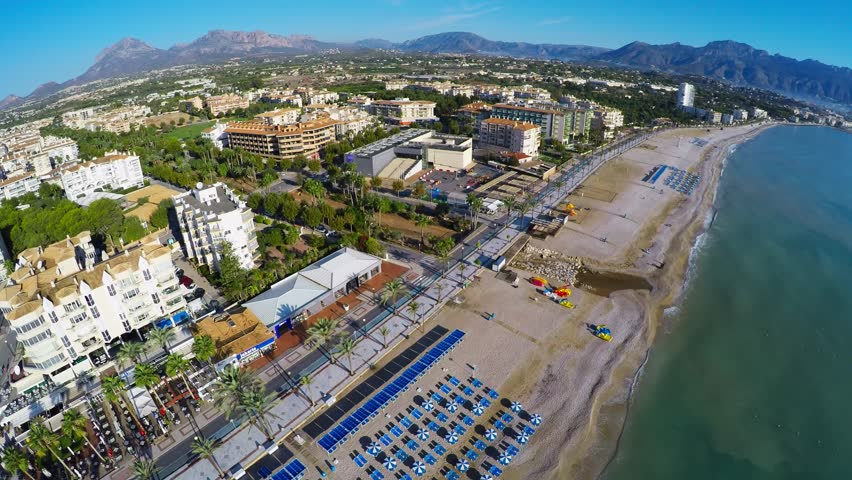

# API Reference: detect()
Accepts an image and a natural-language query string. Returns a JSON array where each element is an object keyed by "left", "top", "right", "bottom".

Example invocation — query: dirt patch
[
  {"left": 124, "top": 184, "right": 180, "bottom": 221},
  {"left": 145, "top": 111, "right": 193, "bottom": 126},
  {"left": 572, "top": 185, "right": 617, "bottom": 203}
]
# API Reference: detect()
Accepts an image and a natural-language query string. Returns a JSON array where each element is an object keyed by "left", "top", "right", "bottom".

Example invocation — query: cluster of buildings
[
  {"left": 677, "top": 83, "right": 769, "bottom": 125},
  {"left": 58, "top": 151, "right": 144, "bottom": 201},
  {"left": 478, "top": 118, "right": 540, "bottom": 160},
  {"left": 347, "top": 98, "right": 439, "bottom": 126},
  {"left": 0, "top": 122, "right": 80, "bottom": 201},
  {"left": 346, "top": 128, "right": 472, "bottom": 178},
  {"left": 62, "top": 104, "right": 152, "bottom": 133},
  {"left": 0, "top": 232, "right": 187, "bottom": 424}
]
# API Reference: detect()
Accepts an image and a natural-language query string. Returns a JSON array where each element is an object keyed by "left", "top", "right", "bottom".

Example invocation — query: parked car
[
  {"left": 180, "top": 276, "right": 196, "bottom": 290},
  {"left": 175, "top": 268, "right": 184, "bottom": 278},
  {"left": 193, "top": 288, "right": 205, "bottom": 299},
  {"left": 315, "top": 225, "right": 329, "bottom": 236}
]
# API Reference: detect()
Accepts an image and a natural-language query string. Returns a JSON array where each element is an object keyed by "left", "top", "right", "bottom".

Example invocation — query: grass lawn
[{"left": 163, "top": 121, "right": 215, "bottom": 140}]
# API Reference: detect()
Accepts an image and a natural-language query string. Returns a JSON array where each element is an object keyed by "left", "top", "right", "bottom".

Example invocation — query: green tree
[
  {"left": 307, "top": 159, "right": 322, "bottom": 172},
  {"left": 165, "top": 353, "right": 195, "bottom": 397},
  {"left": 302, "top": 178, "right": 326, "bottom": 203},
  {"left": 132, "top": 459, "right": 159, "bottom": 480},
  {"left": 61, "top": 409, "right": 107, "bottom": 463},
  {"left": 337, "top": 337, "right": 357, "bottom": 375},
  {"left": 27, "top": 422, "right": 76, "bottom": 478},
  {"left": 211, "top": 365, "right": 261, "bottom": 418},
  {"left": 378, "top": 325, "right": 390, "bottom": 348},
  {"left": 306, "top": 318, "right": 341, "bottom": 363},
  {"left": 380, "top": 278, "right": 408, "bottom": 315},
  {"left": 1, "top": 447, "right": 34, "bottom": 480},
  {"left": 466, "top": 194, "right": 483, "bottom": 229},
  {"left": 406, "top": 301, "right": 421, "bottom": 328},
  {"left": 147, "top": 327, "right": 176, "bottom": 355},
  {"left": 217, "top": 241, "right": 248, "bottom": 300},
  {"left": 412, "top": 182, "right": 427, "bottom": 198},
  {"left": 414, "top": 214, "right": 432, "bottom": 250},
  {"left": 370, "top": 177, "right": 383, "bottom": 191},
  {"left": 102, "top": 375, "right": 146, "bottom": 435},
  {"left": 117, "top": 341, "right": 145, "bottom": 370},
  {"left": 238, "top": 386, "right": 279, "bottom": 439},
  {"left": 391, "top": 179, "right": 405, "bottom": 197},
  {"left": 191, "top": 437, "right": 225, "bottom": 477},
  {"left": 149, "top": 199, "right": 173, "bottom": 229},
  {"left": 302, "top": 206, "right": 323, "bottom": 229},
  {"left": 299, "top": 374, "right": 315, "bottom": 406},
  {"left": 134, "top": 363, "right": 168, "bottom": 417},
  {"left": 192, "top": 335, "right": 217, "bottom": 368}
]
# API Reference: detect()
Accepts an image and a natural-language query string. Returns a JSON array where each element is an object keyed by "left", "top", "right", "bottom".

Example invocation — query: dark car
[
  {"left": 175, "top": 268, "right": 184, "bottom": 278},
  {"left": 193, "top": 288, "right": 205, "bottom": 299},
  {"left": 180, "top": 276, "right": 196, "bottom": 290}
]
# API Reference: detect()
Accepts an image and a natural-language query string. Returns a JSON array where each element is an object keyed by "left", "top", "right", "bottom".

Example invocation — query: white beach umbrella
[
  {"left": 480, "top": 474, "right": 493, "bottom": 480},
  {"left": 457, "top": 459, "right": 470, "bottom": 472},
  {"left": 416, "top": 428, "right": 430, "bottom": 441},
  {"left": 484, "top": 428, "right": 498, "bottom": 441},
  {"left": 445, "top": 432, "right": 459, "bottom": 444},
  {"left": 516, "top": 432, "right": 529, "bottom": 445},
  {"left": 473, "top": 404, "right": 485, "bottom": 416},
  {"left": 366, "top": 442, "right": 382, "bottom": 456},
  {"left": 422, "top": 400, "right": 434, "bottom": 412},
  {"left": 447, "top": 401, "right": 459, "bottom": 413},
  {"left": 530, "top": 414, "right": 542, "bottom": 426},
  {"left": 510, "top": 401, "right": 522, "bottom": 413},
  {"left": 499, "top": 452, "right": 512, "bottom": 465},
  {"left": 412, "top": 461, "right": 427, "bottom": 476},
  {"left": 383, "top": 457, "right": 397, "bottom": 471}
]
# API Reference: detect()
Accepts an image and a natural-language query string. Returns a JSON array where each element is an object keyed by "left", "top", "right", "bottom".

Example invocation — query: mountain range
[{"left": 4, "top": 30, "right": 852, "bottom": 109}]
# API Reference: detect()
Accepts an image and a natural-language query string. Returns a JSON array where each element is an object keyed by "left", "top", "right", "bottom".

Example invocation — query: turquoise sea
[{"left": 603, "top": 126, "right": 852, "bottom": 480}]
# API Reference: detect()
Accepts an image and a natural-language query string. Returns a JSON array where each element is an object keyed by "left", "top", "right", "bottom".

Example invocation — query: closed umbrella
[
  {"left": 510, "top": 401, "right": 523, "bottom": 413},
  {"left": 530, "top": 414, "right": 542, "bottom": 426},
  {"left": 457, "top": 459, "right": 470, "bottom": 472},
  {"left": 499, "top": 452, "right": 512, "bottom": 465},
  {"left": 422, "top": 400, "right": 434, "bottom": 412},
  {"left": 383, "top": 457, "right": 397, "bottom": 471},
  {"left": 516, "top": 432, "right": 529, "bottom": 445},
  {"left": 445, "top": 432, "right": 459, "bottom": 444},
  {"left": 447, "top": 401, "right": 459, "bottom": 413},
  {"left": 366, "top": 442, "right": 382, "bottom": 456},
  {"left": 484, "top": 428, "right": 498, "bottom": 441},
  {"left": 473, "top": 404, "right": 485, "bottom": 416},
  {"left": 417, "top": 428, "right": 430, "bottom": 441},
  {"left": 412, "top": 461, "right": 427, "bottom": 476}
]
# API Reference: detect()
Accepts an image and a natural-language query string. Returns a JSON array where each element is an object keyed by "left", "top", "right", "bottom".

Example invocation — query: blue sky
[{"left": 2, "top": 0, "right": 850, "bottom": 98}]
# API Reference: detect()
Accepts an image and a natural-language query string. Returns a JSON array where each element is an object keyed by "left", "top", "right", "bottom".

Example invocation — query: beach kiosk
[{"left": 491, "top": 256, "right": 507, "bottom": 272}]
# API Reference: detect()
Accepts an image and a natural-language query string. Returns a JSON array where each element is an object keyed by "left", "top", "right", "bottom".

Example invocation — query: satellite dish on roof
[{"left": 196, "top": 182, "right": 203, "bottom": 190}]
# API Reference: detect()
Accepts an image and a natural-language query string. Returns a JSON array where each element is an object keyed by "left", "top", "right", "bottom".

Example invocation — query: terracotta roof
[
  {"left": 225, "top": 117, "right": 337, "bottom": 136},
  {"left": 372, "top": 100, "right": 436, "bottom": 106},
  {"left": 255, "top": 108, "right": 299, "bottom": 118},
  {"left": 483, "top": 118, "right": 540, "bottom": 130},
  {"left": 0, "top": 173, "right": 35, "bottom": 188},
  {"left": 195, "top": 309, "right": 273, "bottom": 358}
]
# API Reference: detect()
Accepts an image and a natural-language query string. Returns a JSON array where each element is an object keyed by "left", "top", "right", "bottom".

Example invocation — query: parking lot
[{"left": 416, "top": 165, "right": 504, "bottom": 200}]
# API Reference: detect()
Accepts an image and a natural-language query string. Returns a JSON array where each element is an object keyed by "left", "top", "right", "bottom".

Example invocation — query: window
[
  {"left": 61, "top": 336, "right": 71, "bottom": 348},
  {"left": 48, "top": 311, "right": 59, "bottom": 324},
  {"left": 107, "top": 285, "right": 116, "bottom": 296},
  {"left": 18, "top": 315, "right": 46, "bottom": 333},
  {"left": 143, "top": 269, "right": 152, "bottom": 281},
  {"left": 70, "top": 313, "right": 87, "bottom": 324},
  {"left": 21, "top": 330, "right": 51, "bottom": 347},
  {"left": 63, "top": 300, "right": 82, "bottom": 313},
  {"left": 123, "top": 288, "right": 140, "bottom": 300},
  {"left": 151, "top": 293, "right": 160, "bottom": 304},
  {"left": 91, "top": 306, "right": 100, "bottom": 318},
  {"left": 85, "top": 294, "right": 95, "bottom": 306},
  {"left": 102, "top": 330, "right": 112, "bottom": 342}
]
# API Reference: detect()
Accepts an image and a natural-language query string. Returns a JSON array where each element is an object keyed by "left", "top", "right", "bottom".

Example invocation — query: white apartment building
[
  {"left": 302, "top": 105, "right": 374, "bottom": 138},
  {"left": 60, "top": 151, "right": 144, "bottom": 201},
  {"left": 369, "top": 99, "right": 438, "bottom": 126},
  {"left": 751, "top": 107, "right": 768, "bottom": 119},
  {"left": 479, "top": 118, "right": 540, "bottom": 158},
  {"left": 255, "top": 108, "right": 300, "bottom": 126},
  {"left": 0, "top": 173, "right": 40, "bottom": 201},
  {"left": 0, "top": 233, "right": 186, "bottom": 387},
  {"left": 592, "top": 108, "right": 625, "bottom": 138},
  {"left": 206, "top": 94, "right": 250, "bottom": 116},
  {"left": 733, "top": 109, "right": 749, "bottom": 122},
  {"left": 677, "top": 83, "right": 695, "bottom": 108},
  {"left": 201, "top": 122, "right": 229, "bottom": 150},
  {"left": 306, "top": 90, "right": 339, "bottom": 105},
  {"left": 385, "top": 80, "right": 409, "bottom": 90},
  {"left": 173, "top": 183, "right": 259, "bottom": 271}
]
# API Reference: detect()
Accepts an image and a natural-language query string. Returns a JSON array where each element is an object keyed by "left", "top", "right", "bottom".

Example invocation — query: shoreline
[
  {"left": 503, "top": 123, "right": 778, "bottom": 480},
  {"left": 588, "top": 123, "right": 778, "bottom": 479}
]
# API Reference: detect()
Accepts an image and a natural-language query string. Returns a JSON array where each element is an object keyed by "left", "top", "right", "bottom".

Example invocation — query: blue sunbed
[
  {"left": 405, "top": 439, "right": 419, "bottom": 451},
  {"left": 354, "top": 454, "right": 368, "bottom": 468},
  {"left": 390, "top": 425, "right": 404, "bottom": 437}
]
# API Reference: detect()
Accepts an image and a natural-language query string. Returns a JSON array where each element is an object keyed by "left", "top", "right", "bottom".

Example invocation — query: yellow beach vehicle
[
  {"left": 593, "top": 325, "right": 613, "bottom": 342},
  {"left": 559, "top": 300, "right": 575, "bottom": 309}
]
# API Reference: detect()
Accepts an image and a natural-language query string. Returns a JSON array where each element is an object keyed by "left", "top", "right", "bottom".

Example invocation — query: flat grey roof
[{"left": 176, "top": 186, "right": 240, "bottom": 215}]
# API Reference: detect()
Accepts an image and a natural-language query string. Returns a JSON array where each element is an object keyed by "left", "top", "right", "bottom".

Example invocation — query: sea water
[{"left": 602, "top": 126, "right": 852, "bottom": 480}]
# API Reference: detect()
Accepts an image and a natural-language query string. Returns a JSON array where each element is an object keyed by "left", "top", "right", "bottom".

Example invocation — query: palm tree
[
  {"left": 406, "top": 301, "right": 420, "bottom": 328},
  {"left": 132, "top": 459, "right": 159, "bottom": 480},
  {"left": 1, "top": 446, "right": 35, "bottom": 480},
  {"left": 211, "top": 365, "right": 260, "bottom": 419},
  {"left": 378, "top": 326, "right": 390, "bottom": 348},
  {"left": 458, "top": 263, "right": 468, "bottom": 282},
  {"left": 147, "top": 328, "right": 176, "bottom": 355},
  {"left": 436, "top": 250, "right": 451, "bottom": 277},
  {"left": 306, "top": 317, "right": 341, "bottom": 363},
  {"left": 61, "top": 409, "right": 107, "bottom": 463},
  {"left": 117, "top": 341, "right": 144, "bottom": 371},
  {"left": 414, "top": 214, "right": 431, "bottom": 250},
  {"left": 192, "top": 335, "right": 217, "bottom": 369},
  {"left": 336, "top": 338, "right": 357, "bottom": 375},
  {"left": 467, "top": 194, "right": 483, "bottom": 229},
  {"left": 134, "top": 363, "right": 167, "bottom": 416},
  {"left": 165, "top": 353, "right": 195, "bottom": 398},
  {"left": 380, "top": 278, "right": 408, "bottom": 315},
  {"left": 27, "top": 422, "right": 75, "bottom": 478},
  {"left": 238, "top": 386, "right": 279, "bottom": 439},
  {"left": 503, "top": 197, "right": 517, "bottom": 225},
  {"left": 191, "top": 437, "right": 224, "bottom": 478},
  {"left": 102, "top": 374, "right": 146, "bottom": 436},
  {"left": 299, "top": 375, "right": 315, "bottom": 406},
  {"left": 435, "top": 283, "right": 445, "bottom": 302}
]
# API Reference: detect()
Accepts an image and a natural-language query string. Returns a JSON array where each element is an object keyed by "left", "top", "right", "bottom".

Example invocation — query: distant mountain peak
[{"left": 94, "top": 37, "right": 157, "bottom": 64}]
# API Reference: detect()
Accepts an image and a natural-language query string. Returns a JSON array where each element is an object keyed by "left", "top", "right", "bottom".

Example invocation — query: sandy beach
[{"left": 421, "top": 123, "right": 777, "bottom": 480}]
